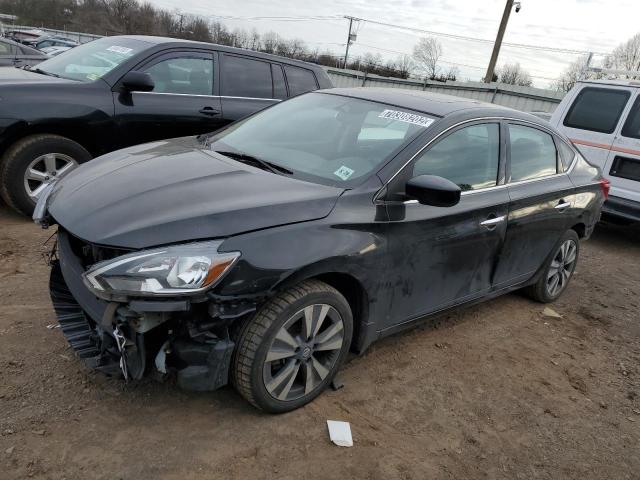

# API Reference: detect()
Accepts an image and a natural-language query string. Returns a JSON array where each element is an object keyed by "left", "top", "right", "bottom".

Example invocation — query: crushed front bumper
[{"left": 50, "top": 230, "right": 241, "bottom": 391}]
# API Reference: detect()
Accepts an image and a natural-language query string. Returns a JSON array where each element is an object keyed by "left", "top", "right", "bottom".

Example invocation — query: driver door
[{"left": 381, "top": 122, "right": 509, "bottom": 329}]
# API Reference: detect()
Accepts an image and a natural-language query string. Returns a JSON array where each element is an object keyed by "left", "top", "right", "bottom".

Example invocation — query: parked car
[
  {"left": 38, "top": 45, "right": 72, "bottom": 57},
  {"left": 4, "top": 28, "right": 44, "bottom": 44},
  {"left": 35, "top": 88, "right": 607, "bottom": 412},
  {"left": 0, "top": 37, "right": 48, "bottom": 68},
  {"left": 0, "top": 35, "right": 332, "bottom": 216},
  {"left": 550, "top": 79, "right": 640, "bottom": 223},
  {"left": 33, "top": 38, "right": 79, "bottom": 51}
]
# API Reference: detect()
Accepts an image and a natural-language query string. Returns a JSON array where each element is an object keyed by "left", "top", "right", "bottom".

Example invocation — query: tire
[
  {"left": 232, "top": 280, "right": 353, "bottom": 413},
  {"left": 526, "top": 229, "right": 580, "bottom": 303},
  {"left": 0, "top": 134, "right": 91, "bottom": 216}
]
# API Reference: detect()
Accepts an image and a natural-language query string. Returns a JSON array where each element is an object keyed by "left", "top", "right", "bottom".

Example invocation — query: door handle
[
  {"left": 555, "top": 200, "right": 571, "bottom": 211},
  {"left": 199, "top": 107, "right": 220, "bottom": 116},
  {"left": 480, "top": 215, "right": 506, "bottom": 228}
]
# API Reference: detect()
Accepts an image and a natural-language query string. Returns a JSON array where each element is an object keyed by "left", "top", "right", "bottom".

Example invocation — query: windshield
[
  {"left": 33, "top": 37, "right": 149, "bottom": 82},
  {"left": 208, "top": 93, "right": 436, "bottom": 187}
]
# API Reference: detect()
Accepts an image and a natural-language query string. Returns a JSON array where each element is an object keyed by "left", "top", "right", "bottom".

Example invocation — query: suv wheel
[
  {"left": 0, "top": 134, "right": 91, "bottom": 216},
  {"left": 526, "top": 229, "right": 580, "bottom": 303},
  {"left": 232, "top": 280, "right": 353, "bottom": 413}
]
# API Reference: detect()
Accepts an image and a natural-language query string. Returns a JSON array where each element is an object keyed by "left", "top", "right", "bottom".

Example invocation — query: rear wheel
[
  {"left": 526, "top": 229, "right": 580, "bottom": 303},
  {"left": 0, "top": 134, "right": 91, "bottom": 216},
  {"left": 232, "top": 280, "right": 353, "bottom": 413}
]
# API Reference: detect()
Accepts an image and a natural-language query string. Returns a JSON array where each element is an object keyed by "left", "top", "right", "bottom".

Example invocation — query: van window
[
  {"left": 621, "top": 96, "right": 640, "bottom": 139},
  {"left": 563, "top": 87, "right": 630, "bottom": 134},
  {"left": 222, "top": 55, "right": 272, "bottom": 99},
  {"left": 284, "top": 66, "right": 318, "bottom": 96},
  {"left": 509, "top": 125, "right": 557, "bottom": 181}
]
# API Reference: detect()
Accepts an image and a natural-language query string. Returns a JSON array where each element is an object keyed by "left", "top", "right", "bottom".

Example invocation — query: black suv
[{"left": 0, "top": 35, "right": 332, "bottom": 215}]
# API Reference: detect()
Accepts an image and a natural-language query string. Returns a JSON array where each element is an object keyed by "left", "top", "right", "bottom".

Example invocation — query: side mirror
[
  {"left": 121, "top": 71, "right": 154, "bottom": 92},
  {"left": 405, "top": 175, "right": 461, "bottom": 207}
]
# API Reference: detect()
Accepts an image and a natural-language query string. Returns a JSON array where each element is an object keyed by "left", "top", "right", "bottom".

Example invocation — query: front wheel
[
  {"left": 526, "top": 229, "right": 580, "bottom": 303},
  {"left": 0, "top": 134, "right": 91, "bottom": 216},
  {"left": 232, "top": 280, "right": 353, "bottom": 413}
]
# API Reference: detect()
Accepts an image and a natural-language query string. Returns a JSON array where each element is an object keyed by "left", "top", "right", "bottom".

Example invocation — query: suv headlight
[{"left": 83, "top": 241, "right": 239, "bottom": 297}]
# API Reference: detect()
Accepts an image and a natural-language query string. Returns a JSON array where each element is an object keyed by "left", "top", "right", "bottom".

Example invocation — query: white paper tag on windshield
[
  {"left": 106, "top": 46, "right": 133, "bottom": 55},
  {"left": 334, "top": 166, "right": 355, "bottom": 181},
  {"left": 378, "top": 109, "right": 434, "bottom": 127}
]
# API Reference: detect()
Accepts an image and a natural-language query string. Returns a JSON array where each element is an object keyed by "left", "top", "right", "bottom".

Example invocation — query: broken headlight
[{"left": 83, "top": 241, "right": 239, "bottom": 297}]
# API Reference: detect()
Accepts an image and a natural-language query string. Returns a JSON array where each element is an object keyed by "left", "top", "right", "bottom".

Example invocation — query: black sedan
[
  {"left": 0, "top": 35, "right": 332, "bottom": 216},
  {"left": 36, "top": 88, "right": 607, "bottom": 412}
]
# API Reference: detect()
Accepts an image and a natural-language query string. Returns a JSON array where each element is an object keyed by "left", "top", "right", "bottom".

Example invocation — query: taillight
[{"left": 599, "top": 178, "right": 610, "bottom": 200}]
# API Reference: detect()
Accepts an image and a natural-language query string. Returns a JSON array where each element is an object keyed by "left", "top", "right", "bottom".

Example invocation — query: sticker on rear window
[
  {"left": 106, "top": 46, "right": 133, "bottom": 55},
  {"left": 378, "top": 109, "right": 434, "bottom": 128},
  {"left": 334, "top": 166, "right": 355, "bottom": 181}
]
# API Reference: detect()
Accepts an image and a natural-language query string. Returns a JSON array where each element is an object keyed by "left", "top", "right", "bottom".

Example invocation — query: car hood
[
  {"left": 48, "top": 137, "right": 345, "bottom": 249},
  {"left": 0, "top": 66, "right": 72, "bottom": 84}
]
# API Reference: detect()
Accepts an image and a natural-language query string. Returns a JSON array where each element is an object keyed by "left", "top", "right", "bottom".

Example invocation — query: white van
[{"left": 550, "top": 79, "right": 640, "bottom": 223}]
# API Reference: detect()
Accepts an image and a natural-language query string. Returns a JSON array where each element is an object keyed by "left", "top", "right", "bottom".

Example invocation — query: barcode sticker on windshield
[
  {"left": 106, "top": 46, "right": 133, "bottom": 55},
  {"left": 378, "top": 109, "right": 434, "bottom": 127},
  {"left": 334, "top": 166, "right": 355, "bottom": 181}
]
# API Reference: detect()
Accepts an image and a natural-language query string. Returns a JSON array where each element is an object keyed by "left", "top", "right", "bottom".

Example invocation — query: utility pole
[
  {"left": 343, "top": 16, "right": 359, "bottom": 69},
  {"left": 484, "top": 1, "right": 521, "bottom": 83}
]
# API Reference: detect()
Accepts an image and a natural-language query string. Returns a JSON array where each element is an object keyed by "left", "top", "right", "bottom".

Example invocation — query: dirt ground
[{"left": 0, "top": 203, "right": 639, "bottom": 480}]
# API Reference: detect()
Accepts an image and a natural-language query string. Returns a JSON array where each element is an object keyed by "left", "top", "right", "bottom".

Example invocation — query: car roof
[
  {"left": 317, "top": 87, "right": 544, "bottom": 121},
  {"left": 114, "top": 35, "right": 325, "bottom": 71}
]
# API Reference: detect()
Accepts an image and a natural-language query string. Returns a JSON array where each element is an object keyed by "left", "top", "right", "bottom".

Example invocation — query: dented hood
[{"left": 48, "top": 137, "right": 344, "bottom": 249}]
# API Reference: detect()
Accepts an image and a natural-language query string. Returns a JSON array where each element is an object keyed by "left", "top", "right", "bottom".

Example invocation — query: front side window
[
  {"left": 207, "top": 93, "right": 435, "bottom": 187},
  {"left": 411, "top": 123, "right": 500, "bottom": 191},
  {"left": 284, "top": 65, "right": 318, "bottom": 96},
  {"left": 32, "top": 37, "right": 149, "bottom": 82},
  {"left": 144, "top": 56, "right": 213, "bottom": 95},
  {"left": 621, "top": 95, "right": 640, "bottom": 139},
  {"left": 221, "top": 55, "right": 272, "bottom": 99},
  {"left": 509, "top": 124, "right": 557, "bottom": 182},
  {"left": 563, "top": 87, "right": 630, "bottom": 134}
]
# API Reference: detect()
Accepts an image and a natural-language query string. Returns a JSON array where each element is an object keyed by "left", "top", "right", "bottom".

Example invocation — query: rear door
[
  {"left": 493, "top": 122, "right": 575, "bottom": 287},
  {"left": 559, "top": 85, "right": 631, "bottom": 170},
  {"left": 605, "top": 90, "right": 640, "bottom": 207},
  {"left": 113, "top": 50, "right": 223, "bottom": 147},
  {"left": 219, "top": 53, "right": 280, "bottom": 121}
]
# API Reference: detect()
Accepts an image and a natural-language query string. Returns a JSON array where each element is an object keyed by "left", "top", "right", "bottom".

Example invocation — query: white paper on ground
[{"left": 327, "top": 420, "right": 353, "bottom": 447}]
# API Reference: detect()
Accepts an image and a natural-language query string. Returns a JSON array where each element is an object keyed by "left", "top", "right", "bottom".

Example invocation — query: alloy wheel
[
  {"left": 547, "top": 239, "right": 577, "bottom": 297},
  {"left": 263, "top": 304, "right": 344, "bottom": 401},
  {"left": 23, "top": 153, "right": 78, "bottom": 201}
]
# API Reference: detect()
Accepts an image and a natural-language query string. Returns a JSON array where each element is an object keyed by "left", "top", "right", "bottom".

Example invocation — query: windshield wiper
[
  {"left": 214, "top": 150, "right": 293, "bottom": 176},
  {"left": 30, "top": 67, "right": 60, "bottom": 78}
]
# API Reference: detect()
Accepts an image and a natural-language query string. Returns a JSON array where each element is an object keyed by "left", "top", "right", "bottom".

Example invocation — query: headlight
[{"left": 83, "top": 241, "right": 239, "bottom": 297}]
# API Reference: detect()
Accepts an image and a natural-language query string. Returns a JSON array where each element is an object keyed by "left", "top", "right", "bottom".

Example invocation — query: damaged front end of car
[{"left": 49, "top": 229, "right": 258, "bottom": 391}]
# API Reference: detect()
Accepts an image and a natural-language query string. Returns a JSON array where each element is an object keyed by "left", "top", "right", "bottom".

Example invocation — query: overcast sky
[{"left": 147, "top": 0, "right": 639, "bottom": 87}]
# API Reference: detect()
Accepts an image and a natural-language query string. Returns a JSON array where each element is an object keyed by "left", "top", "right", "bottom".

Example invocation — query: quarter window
[
  {"left": 221, "top": 55, "right": 272, "bottom": 99},
  {"left": 284, "top": 66, "right": 318, "bottom": 96},
  {"left": 556, "top": 140, "right": 575, "bottom": 172},
  {"left": 563, "top": 87, "right": 630, "bottom": 134},
  {"left": 411, "top": 123, "right": 500, "bottom": 191},
  {"left": 144, "top": 56, "right": 213, "bottom": 95},
  {"left": 621, "top": 95, "right": 640, "bottom": 139},
  {"left": 509, "top": 125, "right": 557, "bottom": 181}
]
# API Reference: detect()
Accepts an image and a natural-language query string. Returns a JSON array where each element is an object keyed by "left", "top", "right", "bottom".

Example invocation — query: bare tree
[
  {"left": 261, "top": 31, "right": 280, "bottom": 54},
  {"left": 413, "top": 37, "right": 442, "bottom": 79},
  {"left": 606, "top": 33, "right": 640, "bottom": 78},
  {"left": 497, "top": 62, "right": 533, "bottom": 86},
  {"left": 552, "top": 55, "right": 592, "bottom": 92},
  {"left": 395, "top": 55, "right": 415, "bottom": 79}
]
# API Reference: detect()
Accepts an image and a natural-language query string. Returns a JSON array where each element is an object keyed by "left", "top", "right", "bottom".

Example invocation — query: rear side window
[
  {"left": 284, "top": 66, "right": 318, "bottom": 96},
  {"left": 221, "top": 55, "right": 272, "bottom": 99},
  {"left": 564, "top": 87, "right": 630, "bottom": 134},
  {"left": 509, "top": 125, "right": 557, "bottom": 182},
  {"left": 412, "top": 123, "right": 500, "bottom": 191},
  {"left": 556, "top": 140, "right": 575, "bottom": 172},
  {"left": 272, "top": 64, "right": 287, "bottom": 99},
  {"left": 621, "top": 95, "right": 640, "bottom": 139}
]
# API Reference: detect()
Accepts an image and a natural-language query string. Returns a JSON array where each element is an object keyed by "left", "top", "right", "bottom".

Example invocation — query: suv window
[
  {"left": 412, "top": 123, "right": 500, "bottom": 192},
  {"left": 284, "top": 65, "right": 318, "bottom": 97},
  {"left": 144, "top": 56, "right": 213, "bottom": 95},
  {"left": 272, "top": 64, "right": 287, "bottom": 99},
  {"left": 621, "top": 95, "right": 640, "bottom": 139},
  {"left": 564, "top": 87, "right": 630, "bottom": 134},
  {"left": 509, "top": 125, "right": 557, "bottom": 181},
  {"left": 222, "top": 55, "right": 272, "bottom": 99}
]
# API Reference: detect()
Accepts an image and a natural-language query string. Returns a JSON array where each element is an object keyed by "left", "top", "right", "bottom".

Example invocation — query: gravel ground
[{"left": 0, "top": 203, "right": 639, "bottom": 480}]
